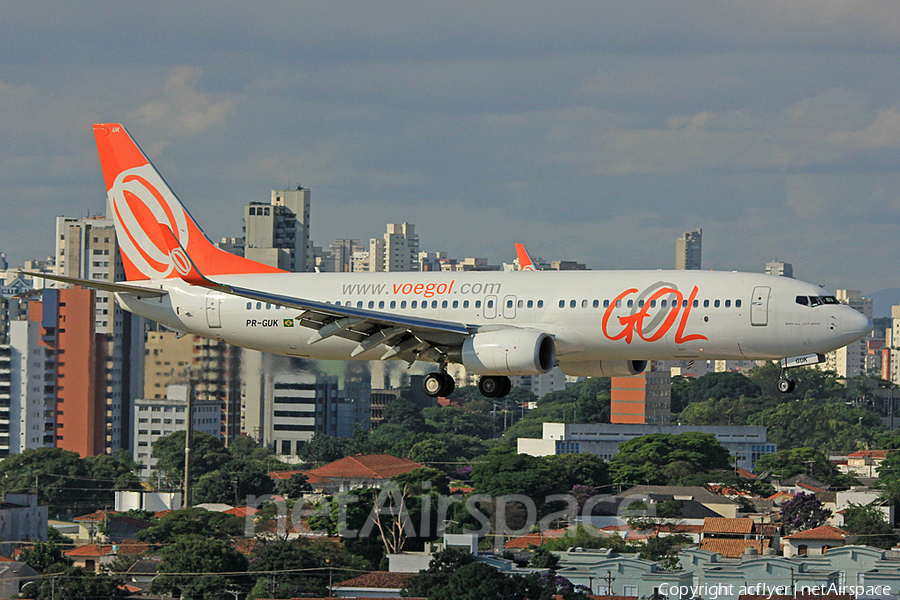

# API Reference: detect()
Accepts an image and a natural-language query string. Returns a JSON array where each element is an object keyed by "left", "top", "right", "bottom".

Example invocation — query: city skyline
[{"left": 3, "top": 3, "right": 900, "bottom": 292}]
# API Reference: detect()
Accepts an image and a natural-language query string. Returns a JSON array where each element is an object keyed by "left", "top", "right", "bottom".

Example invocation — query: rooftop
[{"left": 784, "top": 525, "right": 847, "bottom": 541}]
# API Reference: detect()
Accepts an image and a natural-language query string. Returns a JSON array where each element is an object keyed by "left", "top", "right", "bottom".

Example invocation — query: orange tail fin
[{"left": 93, "top": 123, "right": 285, "bottom": 281}]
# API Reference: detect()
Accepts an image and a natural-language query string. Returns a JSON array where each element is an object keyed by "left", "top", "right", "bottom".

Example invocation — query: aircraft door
[
  {"left": 503, "top": 295, "right": 517, "bottom": 319},
  {"left": 484, "top": 295, "right": 498, "bottom": 319},
  {"left": 206, "top": 292, "right": 223, "bottom": 328},
  {"left": 750, "top": 286, "right": 770, "bottom": 326}
]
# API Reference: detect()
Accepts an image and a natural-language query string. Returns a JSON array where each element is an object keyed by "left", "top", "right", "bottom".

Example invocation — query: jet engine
[
  {"left": 449, "top": 329, "right": 555, "bottom": 375},
  {"left": 558, "top": 360, "right": 648, "bottom": 377}
]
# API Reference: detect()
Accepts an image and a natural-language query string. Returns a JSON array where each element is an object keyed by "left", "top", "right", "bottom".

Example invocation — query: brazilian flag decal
[{"left": 284, "top": 319, "right": 294, "bottom": 327}]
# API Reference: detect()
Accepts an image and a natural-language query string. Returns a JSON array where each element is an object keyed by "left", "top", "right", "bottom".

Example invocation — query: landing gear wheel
[
  {"left": 423, "top": 372, "right": 455, "bottom": 397},
  {"left": 777, "top": 377, "right": 795, "bottom": 394},
  {"left": 479, "top": 375, "right": 511, "bottom": 398}
]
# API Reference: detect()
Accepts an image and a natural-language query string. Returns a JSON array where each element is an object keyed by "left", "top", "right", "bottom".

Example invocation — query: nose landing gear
[{"left": 777, "top": 352, "right": 825, "bottom": 394}]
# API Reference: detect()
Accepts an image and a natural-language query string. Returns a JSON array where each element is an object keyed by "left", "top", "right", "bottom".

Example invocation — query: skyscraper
[
  {"left": 676, "top": 229, "right": 702, "bottom": 270},
  {"left": 243, "top": 187, "right": 311, "bottom": 272},
  {"left": 54, "top": 216, "right": 144, "bottom": 452}
]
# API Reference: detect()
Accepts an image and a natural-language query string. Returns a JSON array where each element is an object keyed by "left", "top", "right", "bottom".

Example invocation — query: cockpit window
[{"left": 796, "top": 295, "right": 839, "bottom": 308}]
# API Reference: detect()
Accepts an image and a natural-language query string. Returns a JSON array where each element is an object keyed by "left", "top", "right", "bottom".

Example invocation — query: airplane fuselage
[{"left": 115, "top": 269, "right": 871, "bottom": 368}]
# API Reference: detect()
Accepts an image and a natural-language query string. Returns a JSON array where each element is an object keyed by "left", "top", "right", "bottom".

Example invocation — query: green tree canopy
[
  {"left": 608, "top": 432, "right": 731, "bottom": 486},
  {"left": 842, "top": 503, "right": 897, "bottom": 549},
  {"left": 152, "top": 535, "right": 249, "bottom": 600},
  {"left": 152, "top": 430, "right": 230, "bottom": 486},
  {"left": 136, "top": 508, "right": 244, "bottom": 543}
]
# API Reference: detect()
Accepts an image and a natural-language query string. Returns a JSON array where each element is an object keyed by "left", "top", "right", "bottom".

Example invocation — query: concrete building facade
[
  {"left": 676, "top": 229, "right": 702, "bottom": 270},
  {"left": 517, "top": 422, "right": 776, "bottom": 471}
]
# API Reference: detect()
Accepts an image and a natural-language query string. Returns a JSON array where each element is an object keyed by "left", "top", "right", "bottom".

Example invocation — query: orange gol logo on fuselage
[{"left": 601, "top": 285, "right": 707, "bottom": 344}]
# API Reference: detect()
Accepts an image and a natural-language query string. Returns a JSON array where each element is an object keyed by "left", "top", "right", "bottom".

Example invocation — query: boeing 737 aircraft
[{"left": 34, "top": 124, "right": 873, "bottom": 400}]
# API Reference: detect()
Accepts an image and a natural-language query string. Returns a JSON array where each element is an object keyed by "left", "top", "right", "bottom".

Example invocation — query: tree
[
  {"left": 152, "top": 535, "right": 249, "bottom": 600},
  {"left": 608, "top": 432, "right": 731, "bottom": 486},
  {"left": 780, "top": 492, "right": 831, "bottom": 534},
  {"left": 842, "top": 503, "right": 897, "bottom": 549},
  {"left": 754, "top": 447, "right": 843, "bottom": 485},
  {"left": 277, "top": 472, "right": 312, "bottom": 498},
  {"left": 528, "top": 546, "right": 559, "bottom": 569},
  {"left": 383, "top": 398, "right": 428, "bottom": 433},
  {"left": 152, "top": 430, "right": 230, "bottom": 486},
  {"left": 18, "top": 541, "right": 72, "bottom": 574},
  {"left": 685, "top": 371, "right": 762, "bottom": 406},
  {"left": 136, "top": 508, "right": 244, "bottom": 543},
  {"left": 749, "top": 399, "right": 884, "bottom": 453},
  {"left": 21, "top": 567, "right": 127, "bottom": 600},
  {"left": 193, "top": 458, "right": 276, "bottom": 505}
]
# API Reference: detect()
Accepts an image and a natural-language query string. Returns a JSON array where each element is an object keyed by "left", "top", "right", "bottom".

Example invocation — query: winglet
[
  {"left": 158, "top": 224, "right": 229, "bottom": 291},
  {"left": 515, "top": 243, "right": 538, "bottom": 271}
]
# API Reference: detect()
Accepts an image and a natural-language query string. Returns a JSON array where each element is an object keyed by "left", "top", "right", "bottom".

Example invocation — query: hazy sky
[{"left": 2, "top": 2, "right": 900, "bottom": 293}]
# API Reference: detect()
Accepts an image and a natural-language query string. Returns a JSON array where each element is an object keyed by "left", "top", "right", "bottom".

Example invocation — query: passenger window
[
  {"left": 517, "top": 300, "right": 523, "bottom": 308},
  {"left": 266, "top": 303, "right": 271, "bottom": 309},
  {"left": 616, "top": 300, "right": 622, "bottom": 308},
  {"left": 604, "top": 300, "right": 610, "bottom": 308},
  {"left": 368, "top": 301, "right": 374, "bottom": 309},
  {"left": 508, "top": 300, "right": 514, "bottom": 308},
  {"left": 638, "top": 299, "right": 644, "bottom": 308},
  {"left": 693, "top": 300, "right": 698, "bottom": 308},
  {"left": 725, "top": 300, "right": 731, "bottom": 308},
  {"left": 703, "top": 300, "right": 709, "bottom": 308},
  {"left": 432, "top": 301, "right": 438, "bottom": 308},
  {"left": 401, "top": 301, "right": 407, "bottom": 308},
  {"left": 559, "top": 300, "right": 565, "bottom": 308},
  {"left": 452, "top": 300, "right": 458, "bottom": 308},
  {"left": 412, "top": 301, "right": 418, "bottom": 308},
  {"left": 735, "top": 299, "right": 742, "bottom": 308},
  {"left": 661, "top": 300, "right": 666, "bottom": 308},
  {"left": 256, "top": 302, "right": 262, "bottom": 310},
  {"left": 582, "top": 299, "right": 587, "bottom": 308},
  {"left": 537, "top": 300, "right": 543, "bottom": 308},
  {"left": 714, "top": 300, "right": 720, "bottom": 308},
  {"left": 487, "top": 300, "right": 494, "bottom": 308},
  {"left": 527, "top": 300, "right": 533, "bottom": 308},
  {"left": 570, "top": 300, "right": 576, "bottom": 308},
  {"left": 592, "top": 299, "right": 599, "bottom": 308},
  {"left": 246, "top": 302, "right": 252, "bottom": 310},
  {"left": 627, "top": 300, "right": 633, "bottom": 308},
  {"left": 390, "top": 301, "right": 396, "bottom": 309},
  {"left": 475, "top": 300, "right": 481, "bottom": 308},
  {"left": 464, "top": 300, "right": 470, "bottom": 308},
  {"left": 650, "top": 300, "right": 656, "bottom": 308}
]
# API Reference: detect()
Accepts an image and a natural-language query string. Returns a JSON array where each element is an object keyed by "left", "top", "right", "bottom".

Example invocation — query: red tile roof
[
  {"left": 308, "top": 454, "right": 423, "bottom": 480},
  {"left": 736, "top": 467, "right": 757, "bottom": 479},
  {"left": 702, "top": 518, "right": 754, "bottom": 534},
  {"left": 699, "top": 538, "right": 770, "bottom": 558},
  {"left": 332, "top": 571, "right": 412, "bottom": 589},
  {"left": 848, "top": 450, "right": 889, "bottom": 459},
  {"left": 73, "top": 510, "right": 117, "bottom": 522},
  {"left": 225, "top": 506, "right": 258, "bottom": 517},
  {"left": 784, "top": 525, "right": 847, "bottom": 541},
  {"left": 797, "top": 482, "right": 827, "bottom": 493},
  {"left": 504, "top": 528, "right": 568, "bottom": 549},
  {"left": 65, "top": 544, "right": 114, "bottom": 557}
]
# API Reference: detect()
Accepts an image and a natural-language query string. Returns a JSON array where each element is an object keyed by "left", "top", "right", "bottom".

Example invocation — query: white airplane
[{"left": 36, "top": 123, "right": 873, "bottom": 400}]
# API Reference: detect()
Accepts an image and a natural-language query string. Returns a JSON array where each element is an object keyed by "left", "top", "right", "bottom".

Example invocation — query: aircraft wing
[
  {"left": 155, "top": 225, "right": 472, "bottom": 362},
  {"left": 21, "top": 272, "right": 168, "bottom": 298}
]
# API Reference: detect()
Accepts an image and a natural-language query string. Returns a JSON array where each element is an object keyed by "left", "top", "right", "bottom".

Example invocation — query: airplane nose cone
[{"left": 842, "top": 309, "right": 873, "bottom": 343}]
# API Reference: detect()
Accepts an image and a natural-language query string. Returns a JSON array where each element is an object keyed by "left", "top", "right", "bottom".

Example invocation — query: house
[
  {"left": 615, "top": 485, "right": 740, "bottom": 519},
  {"left": 698, "top": 517, "right": 780, "bottom": 557},
  {"left": 839, "top": 450, "right": 889, "bottom": 478},
  {"left": 270, "top": 454, "right": 424, "bottom": 494},
  {"left": 125, "top": 558, "right": 162, "bottom": 593},
  {"left": 64, "top": 544, "right": 116, "bottom": 572},
  {"left": 71, "top": 511, "right": 153, "bottom": 543},
  {"left": 553, "top": 548, "right": 694, "bottom": 597},
  {"left": 0, "top": 494, "right": 47, "bottom": 556},
  {"left": 783, "top": 525, "right": 848, "bottom": 557},
  {"left": 0, "top": 562, "right": 39, "bottom": 598},
  {"left": 330, "top": 571, "right": 412, "bottom": 598}
]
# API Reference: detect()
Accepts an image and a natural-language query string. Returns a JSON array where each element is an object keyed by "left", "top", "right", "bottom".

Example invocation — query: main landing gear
[
  {"left": 423, "top": 371, "right": 455, "bottom": 398},
  {"left": 478, "top": 375, "right": 511, "bottom": 398},
  {"left": 421, "top": 371, "right": 512, "bottom": 399}
]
